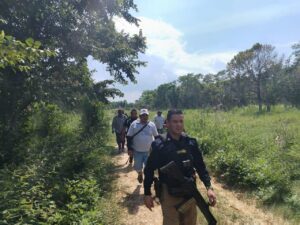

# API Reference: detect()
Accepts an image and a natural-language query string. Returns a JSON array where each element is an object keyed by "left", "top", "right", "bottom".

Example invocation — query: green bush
[
  {"left": 185, "top": 106, "right": 299, "bottom": 207},
  {"left": 0, "top": 102, "right": 118, "bottom": 224},
  {"left": 212, "top": 149, "right": 291, "bottom": 202}
]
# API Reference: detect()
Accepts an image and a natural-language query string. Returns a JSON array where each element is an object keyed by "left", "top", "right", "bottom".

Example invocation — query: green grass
[
  {"left": 110, "top": 106, "right": 300, "bottom": 222},
  {"left": 1, "top": 103, "right": 121, "bottom": 225},
  {"left": 184, "top": 105, "right": 300, "bottom": 222}
]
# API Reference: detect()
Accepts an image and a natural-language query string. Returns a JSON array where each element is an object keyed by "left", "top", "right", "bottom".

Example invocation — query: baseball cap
[{"left": 140, "top": 108, "right": 149, "bottom": 115}]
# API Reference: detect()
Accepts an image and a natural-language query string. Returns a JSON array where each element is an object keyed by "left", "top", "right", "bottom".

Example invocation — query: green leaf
[
  {"left": 0, "top": 30, "right": 4, "bottom": 39},
  {"left": 34, "top": 41, "right": 41, "bottom": 49},
  {"left": 25, "top": 38, "right": 34, "bottom": 47}
]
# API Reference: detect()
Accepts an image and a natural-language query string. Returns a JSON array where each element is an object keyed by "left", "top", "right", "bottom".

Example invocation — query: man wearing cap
[
  {"left": 112, "top": 109, "right": 127, "bottom": 153},
  {"left": 154, "top": 111, "right": 165, "bottom": 134},
  {"left": 127, "top": 109, "right": 159, "bottom": 183}
]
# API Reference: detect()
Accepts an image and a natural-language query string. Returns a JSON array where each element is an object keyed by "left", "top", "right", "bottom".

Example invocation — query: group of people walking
[
  {"left": 112, "top": 108, "right": 165, "bottom": 173},
  {"left": 112, "top": 108, "right": 217, "bottom": 225}
]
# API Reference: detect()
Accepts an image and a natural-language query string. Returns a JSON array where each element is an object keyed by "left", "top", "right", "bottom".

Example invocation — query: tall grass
[
  {"left": 184, "top": 105, "right": 300, "bottom": 222},
  {"left": 112, "top": 106, "right": 300, "bottom": 221}
]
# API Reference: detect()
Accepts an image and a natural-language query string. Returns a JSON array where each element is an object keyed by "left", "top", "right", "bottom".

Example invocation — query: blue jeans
[{"left": 133, "top": 151, "right": 149, "bottom": 172}]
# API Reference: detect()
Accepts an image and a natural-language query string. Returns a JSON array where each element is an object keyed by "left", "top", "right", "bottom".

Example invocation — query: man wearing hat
[{"left": 127, "top": 109, "right": 159, "bottom": 183}]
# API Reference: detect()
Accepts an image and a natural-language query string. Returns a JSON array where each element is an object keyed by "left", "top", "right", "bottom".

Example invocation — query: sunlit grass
[{"left": 184, "top": 105, "right": 300, "bottom": 222}]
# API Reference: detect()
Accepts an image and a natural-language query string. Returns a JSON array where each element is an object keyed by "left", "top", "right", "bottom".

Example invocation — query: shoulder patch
[
  {"left": 187, "top": 137, "right": 198, "bottom": 147},
  {"left": 152, "top": 135, "right": 167, "bottom": 150}
]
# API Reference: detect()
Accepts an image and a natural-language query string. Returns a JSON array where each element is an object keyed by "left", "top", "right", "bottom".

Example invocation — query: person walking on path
[
  {"left": 127, "top": 109, "right": 159, "bottom": 183},
  {"left": 144, "top": 109, "right": 217, "bottom": 225},
  {"left": 154, "top": 111, "right": 165, "bottom": 134},
  {"left": 123, "top": 108, "right": 138, "bottom": 164},
  {"left": 112, "top": 109, "right": 127, "bottom": 153}
]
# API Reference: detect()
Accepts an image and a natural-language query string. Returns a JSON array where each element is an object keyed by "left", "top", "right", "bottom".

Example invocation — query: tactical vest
[{"left": 155, "top": 133, "right": 198, "bottom": 189}]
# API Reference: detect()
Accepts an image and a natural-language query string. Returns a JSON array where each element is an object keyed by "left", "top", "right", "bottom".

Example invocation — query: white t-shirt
[
  {"left": 127, "top": 120, "right": 158, "bottom": 152},
  {"left": 154, "top": 115, "right": 165, "bottom": 129}
]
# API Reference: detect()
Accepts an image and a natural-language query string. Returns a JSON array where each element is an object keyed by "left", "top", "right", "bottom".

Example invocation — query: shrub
[
  {"left": 185, "top": 106, "right": 299, "bottom": 205},
  {"left": 0, "top": 102, "right": 118, "bottom": 224}
]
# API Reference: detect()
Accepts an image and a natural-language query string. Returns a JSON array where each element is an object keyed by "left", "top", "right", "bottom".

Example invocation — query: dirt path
[
  {"left": 112, "top": 150, "right": 290, "bottom": 225},
  {"left": 113, "top": 151, "right": 163, "bottom": 225}
]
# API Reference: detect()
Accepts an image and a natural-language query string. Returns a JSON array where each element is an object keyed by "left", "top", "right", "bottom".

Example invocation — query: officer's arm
[
  {"left": 191, "top": 139, "right": 212, "bottom": 189},
  {"left": 143, "top": 142, "right": 159, "bottom": 195}
]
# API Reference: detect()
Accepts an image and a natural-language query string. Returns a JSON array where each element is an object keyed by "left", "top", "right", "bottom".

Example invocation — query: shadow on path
[{"left": 119, "top": 185, "right": 144, "bottom": 215}]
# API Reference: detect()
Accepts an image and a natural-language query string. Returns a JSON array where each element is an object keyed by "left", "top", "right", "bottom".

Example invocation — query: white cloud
[
  {"left": 114, "top": 16, "right": 236, "bottom": 75},
  {"left": 113, "top": 90, "right": 141, "bottom": 102},
  {"left": 90, "top": 3, "right": 299, "bottom": 102}
]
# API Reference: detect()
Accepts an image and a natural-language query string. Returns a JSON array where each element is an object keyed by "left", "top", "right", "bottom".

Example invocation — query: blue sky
[{"left": 88, "top": 0, "right": 300, "bottom": 102}]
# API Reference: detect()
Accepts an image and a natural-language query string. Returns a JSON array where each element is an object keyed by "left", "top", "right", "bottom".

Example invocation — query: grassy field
[
  {"left": 183, "top": 105, "right": 300, "bottom": 222},
  {"left": 113, "top": 106, "right": 300, "bottom": 223}
]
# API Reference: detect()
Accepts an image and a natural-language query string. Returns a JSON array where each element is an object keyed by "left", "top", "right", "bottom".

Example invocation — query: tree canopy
[{"left": 135, "top": 43, "right": 300, "bottom": 111}]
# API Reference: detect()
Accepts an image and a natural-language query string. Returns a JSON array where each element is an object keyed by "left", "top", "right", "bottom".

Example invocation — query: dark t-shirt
[{"left": 124, "top": 117, "right": 137, "bottom": 131}]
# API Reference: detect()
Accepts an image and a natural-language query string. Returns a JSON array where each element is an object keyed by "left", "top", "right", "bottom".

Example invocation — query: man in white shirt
[
  {"left": 154, "top": 111, "right": 165, "bottom": 134},
  {"left": 127, "top": 109, "right": 159, "bottom": 183}
]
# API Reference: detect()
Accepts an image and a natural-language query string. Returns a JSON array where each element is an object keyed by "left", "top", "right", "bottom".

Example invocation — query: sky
[{"left": 88, "top": 0, "right": 300, "bottom": 103}]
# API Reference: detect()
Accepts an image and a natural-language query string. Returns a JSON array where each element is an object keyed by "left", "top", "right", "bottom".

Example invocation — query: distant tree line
[
  {"left": 135, "top": 43, "right": 300, "bottom": 112},
  {"left": 109, "top": 100, "right": 135, "bottom": 109}
]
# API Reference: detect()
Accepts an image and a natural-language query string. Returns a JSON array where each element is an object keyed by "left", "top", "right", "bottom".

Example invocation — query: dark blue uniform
[{"left": 144, "top": 133, "right": 212, "bottom": 196}]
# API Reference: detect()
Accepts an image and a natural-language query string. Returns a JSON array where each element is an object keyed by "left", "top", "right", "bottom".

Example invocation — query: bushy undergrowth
[
  {"left": 184, "top": 105, "right": 300, "bottom": 219},
  {"left": 0, "top": 102, "right": 118, "bottom": 224}
]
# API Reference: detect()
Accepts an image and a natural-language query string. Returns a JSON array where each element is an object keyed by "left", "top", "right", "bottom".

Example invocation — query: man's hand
[
  {"left": 207, "top": 188, "right": 217, "bottom": 207},
  {"left": 144, "top": 195, "right": 154, "bottom": 211}
]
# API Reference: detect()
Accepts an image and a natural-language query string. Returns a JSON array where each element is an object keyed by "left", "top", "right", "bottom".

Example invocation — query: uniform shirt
[
  {"left": 112, "top": 114, "right": 127, "bottom": 133},
  {"left": 127, "top": 120, "right": 158, "bottom": 152},
  {"left": 153, "top": 115, "right": 165, "bottom": 130},
  {"left": 144, "top": 133, "right": 212, "bottom": 195}
]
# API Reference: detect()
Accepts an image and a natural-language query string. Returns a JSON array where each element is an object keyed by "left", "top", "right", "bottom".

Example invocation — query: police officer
[{"left": 143, "top": 109, "right": 217, "bottom": 225}]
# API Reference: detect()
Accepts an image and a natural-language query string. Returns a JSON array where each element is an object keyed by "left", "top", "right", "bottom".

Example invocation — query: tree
[
  {"left": 177, "top": 74, "right": 203, "bottom": 108},
  {"left": 135, "top": 90, "right": 156, "bottom": 109},
  {"left": 0, "top": 30, "right": 54, "bottom": 71},
  {"left": 0, "top": 0, "right": 146, "bottom": 164},
  {"left": 227, "top": 43, "right": 281, "bottom": 112},
  {"left": 0, "top": 0, "right": 146, "bottom": 113},
  {"left": 279, "top": 42, "right": 300, "bottom": 107},
  {"left": 93, "top": 80, "right": 124, "bottom": 104},
  {"left": 202, "top": 73, "right": 225, "bottom": 108},
  {"left": 0, "top": 31, "right": 55, "bottom": 164},
  {"left": 0, "top": 0, "right": 146, "bottom": 82},
  {"left": 154, "top": 82, "right": 178, "bottom": 109},
  {"left": 291, "top": 42, "right": 300, "bottom": 67}
]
